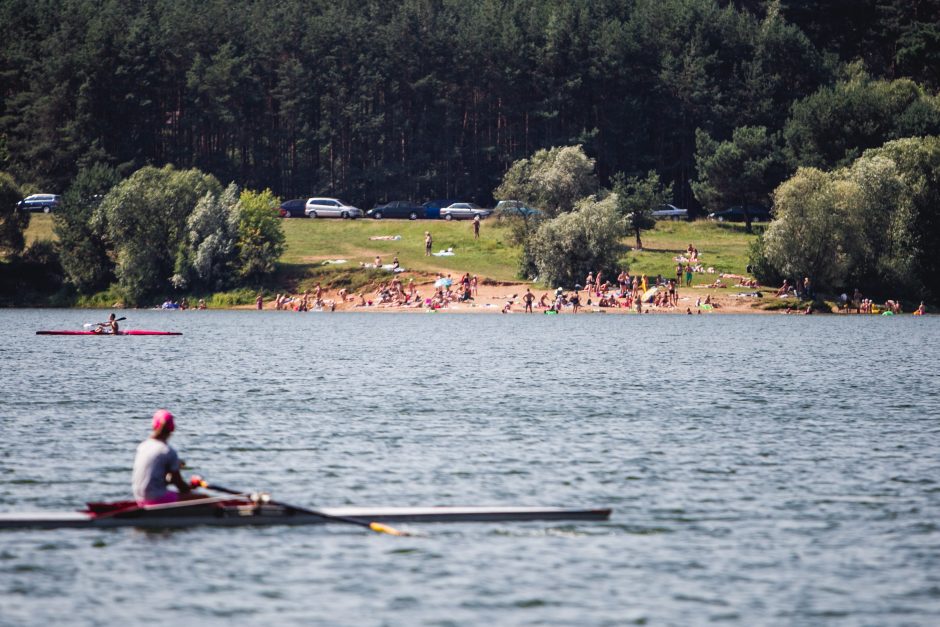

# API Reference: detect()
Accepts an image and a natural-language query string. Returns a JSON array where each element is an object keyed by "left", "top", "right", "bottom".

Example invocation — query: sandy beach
[{"left": 247, "top": 268, "right": 775, "bottom": 315}]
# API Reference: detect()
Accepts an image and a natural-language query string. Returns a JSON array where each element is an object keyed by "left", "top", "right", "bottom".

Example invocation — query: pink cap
[{"left": 152, "top": 409, "right": 175, "bottom": 433}]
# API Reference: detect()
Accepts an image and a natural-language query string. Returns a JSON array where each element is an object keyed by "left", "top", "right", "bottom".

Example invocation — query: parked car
[
  {"left": 304, "top": 198, "right": 362, "bottom": 219},
  {"left": 707, "top": 204, "right": 772, "bottom": 223},
  {"left": 494, "top": 200, "right": 543, "bottom": 218},
  {"left": 440, "top": 202, "right": 491, "bottom": 221},
  {"left": 421, "top": 199, "right": 459, "bottom": 220},
  {"left": 17, "top": 194, "right": 61, "bottom": 213},
  {"left": 279, "top": 198, "right": 308, "bottom": 218},
  {"left": 366, "top": 201, "right": 425, "bottom": 220},
  {"left": 651, "top": 204, "right": 688, "bottom": 221}
]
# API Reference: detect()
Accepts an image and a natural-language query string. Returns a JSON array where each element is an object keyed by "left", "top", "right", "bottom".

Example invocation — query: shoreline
[{"left": 227, "top": 279, "right": 821, "bottom": 315}]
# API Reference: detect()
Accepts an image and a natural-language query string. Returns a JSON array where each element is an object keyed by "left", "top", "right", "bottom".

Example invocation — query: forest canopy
[{"left": 2, "top": 0, "right": 937, "bottom": 210}]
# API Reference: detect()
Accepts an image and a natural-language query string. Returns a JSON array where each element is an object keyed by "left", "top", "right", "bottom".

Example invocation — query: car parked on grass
[
  {"left": 440, "top": 202, "right": 491, "bottom": 220},
  {"left": 305, "top": 198, "right": 362, "bottom": 219},
  {"left": 707, "top": 204, "right": 772, "bottom": 223},
  {"left": 279, "top": 198, "right": 308, "bottom": 218},
  {"left": 651, "top": 204, "right": 688, "bottom": 221},
  {"left": 366, "top": 201, "right": 425, "bottom": 220},
  {"left": 17, "top": 194, "right": 61, "bottom": 213},
  {"left": 421, "top": 199, "right": 459, "bottom": 220},
  {"left": 494, "top": 200, "right": 543, "bottom": 218}
]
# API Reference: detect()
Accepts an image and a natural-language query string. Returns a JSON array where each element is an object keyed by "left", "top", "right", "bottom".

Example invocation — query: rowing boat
[
  {"left": 0, "top": 497, "right": 611, "bottom": 530},
  {"left": 36, "top": 330, "right": 183, "bottom": 336}
]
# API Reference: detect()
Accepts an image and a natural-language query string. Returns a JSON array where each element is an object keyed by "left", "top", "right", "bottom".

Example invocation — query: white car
[
  {"left": 651, "top": 204, "right": 688, "bottom": 221},
  {"left": 440, "top": 202, "right": 491, "bottom": 221},
  {"left": 304, "top": 198, "right": 362, "bottom": 219}
]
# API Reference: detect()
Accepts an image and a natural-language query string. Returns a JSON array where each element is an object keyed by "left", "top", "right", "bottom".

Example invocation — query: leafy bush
[
  {"left": 528, "top": 195, "right": 625, "bottom": 287},
  {"left": 764, "top": 136, "right": 940, "bottom": 300},
  {"left": 95, "top": 165, "right": 221, "bottom": 305},
  {"left": 236, "top": 188, "right": 285, "bottom": 279},
  {"left": 494, "top": 145, "right": 598, "bottom": 217},
  {"left": 173, "top": 183, "right": 240, "bottom": 291},
  {"left": 746, "top": 234, "right": 783, "bottom": 286},
  {"left": 55, "top": 163, "right": 119, "bottom": 293},
  {"left": 0, "top": 171, "right": 28, "bottom": 257}
]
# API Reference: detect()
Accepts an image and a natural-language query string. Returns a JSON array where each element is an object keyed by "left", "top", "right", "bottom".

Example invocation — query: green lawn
[
  {"left": 620, "top": 220, "right": 762, "bottom": 281},
  {"left": 23, "top": 214, "right": 762, "bottom": 295},
  {"left": 24, "top": 213, "right": 55, "bottom": 245},
  {"left": 282, "top": 217, "right": 522, "bottom": 282}
]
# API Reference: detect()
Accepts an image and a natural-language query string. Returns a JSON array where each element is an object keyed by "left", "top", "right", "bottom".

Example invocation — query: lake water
[{"left": 1, "top": 309, "right": 939, "bottom": 626}]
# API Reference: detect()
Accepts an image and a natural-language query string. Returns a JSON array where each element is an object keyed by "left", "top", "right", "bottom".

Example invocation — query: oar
[{"left": 191, "top": 477, "right": 412, "bottom": 537}]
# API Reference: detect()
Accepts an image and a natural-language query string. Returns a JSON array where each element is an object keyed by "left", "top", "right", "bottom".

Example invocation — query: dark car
[
  {"left": 279, "top": 198, "right": 308, "bottom": 218},
  {"left": 421, "top": 199, "right": 459, "bottom": 220},
  {"left": 366, "top": 201, "right": 425, "bottom": 220},
  {"left": 17, "top": 194, "right": 61, "bottom": 213},
  {"left": 707, "top": 204, "right": 772, "bottom": 223}
]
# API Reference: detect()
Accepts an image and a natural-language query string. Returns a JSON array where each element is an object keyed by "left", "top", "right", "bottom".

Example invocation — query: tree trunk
[{"left": 635, "top": 228, "right": 642, "bottom": 250}]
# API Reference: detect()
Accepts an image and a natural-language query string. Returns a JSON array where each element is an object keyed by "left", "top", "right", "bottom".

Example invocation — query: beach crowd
[{"left": 206, "top": 239, "right": 928, "bottom": 315}]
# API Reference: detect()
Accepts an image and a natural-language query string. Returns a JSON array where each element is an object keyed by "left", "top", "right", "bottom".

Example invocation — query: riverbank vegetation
[{"left": 2, "top": 0, "right": 939, "bottom": 306}]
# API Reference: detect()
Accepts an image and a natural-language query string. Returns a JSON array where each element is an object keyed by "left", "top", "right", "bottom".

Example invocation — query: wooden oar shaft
[{"left": 199, "top": 482, "right": 409, "bottom": 536}]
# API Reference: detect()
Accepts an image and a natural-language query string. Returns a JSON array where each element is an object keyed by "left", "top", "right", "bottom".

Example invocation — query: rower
[
  {"left": 132, "top": 410, "right": 205, "bottom": 506},
  {"left": 96, "top": 313, "right": 119, "bottom": 334}
]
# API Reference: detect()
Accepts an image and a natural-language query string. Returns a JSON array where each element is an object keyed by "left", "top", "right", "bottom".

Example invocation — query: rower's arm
[{"left": 168, "top": 470, "right": 192, "bottom": 494}]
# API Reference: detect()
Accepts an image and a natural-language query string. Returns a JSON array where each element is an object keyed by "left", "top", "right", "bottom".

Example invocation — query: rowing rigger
[{"left": 0, "top": 497, "right": 612, "bottom": 530}]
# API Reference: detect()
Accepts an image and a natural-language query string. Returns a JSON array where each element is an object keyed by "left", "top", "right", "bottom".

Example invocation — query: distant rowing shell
[{"left": 36, "top": 330, "right": 183, "bottom": 336}]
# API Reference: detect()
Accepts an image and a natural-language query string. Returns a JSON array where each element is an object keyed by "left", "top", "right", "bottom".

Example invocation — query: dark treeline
[{"left": 1, "top": 0, "right": 938, "bottom": 208}]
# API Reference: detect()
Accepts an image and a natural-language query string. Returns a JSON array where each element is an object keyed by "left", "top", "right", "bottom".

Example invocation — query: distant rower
[{"left": 132, "top": 410, "right": 204, "bottom": 506}]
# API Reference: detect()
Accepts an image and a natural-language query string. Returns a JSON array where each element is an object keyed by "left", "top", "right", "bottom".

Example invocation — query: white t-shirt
[{"left": 132, "top": 438, "right": 180, "bottom": 503}]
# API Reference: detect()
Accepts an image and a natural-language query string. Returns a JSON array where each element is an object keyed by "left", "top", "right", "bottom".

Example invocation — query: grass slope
[
  {"left": 24, "top": 213, "right": 55, "bottom": 245},
  {"left": 282, "top": 217, "right": 521, "bottom": 281},
  {"left": 621, "top": 221, "right": 761, "bottom": 280},
  {"left": 24, "top": 214, "right": 760, "bottom": 299}
]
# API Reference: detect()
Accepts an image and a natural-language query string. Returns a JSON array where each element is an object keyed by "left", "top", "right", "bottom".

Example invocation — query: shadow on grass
[
  {"left": 710, "top": 222, "right": 768, "bottom": 235},
  {"left": 273, "top": 262, "right": 403, "bottom": 294},
  {"left": 625, "top": 246, "right": 687, "bottom": 255}
]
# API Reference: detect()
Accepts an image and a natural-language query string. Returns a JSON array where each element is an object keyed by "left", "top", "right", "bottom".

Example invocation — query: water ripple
[{"left": 1, "top": 310, "right": 939, "bottom": 625}]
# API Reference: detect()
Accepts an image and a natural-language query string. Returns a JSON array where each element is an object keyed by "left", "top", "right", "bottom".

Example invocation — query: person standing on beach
[
  {"left": 425, "top": 231, "right": 432, "bottom": 256},
  {"left": 523, "top": 289, "right": 535, "bottom": 313},
  {"left": 685, "top": 265, "right": 693, "bottom": 287},
  {"left": 473, "top": 215, "right": 480, "bottom": 239},
  {"left": 256, "top": 293, "right": 263, "bottom": 310}
]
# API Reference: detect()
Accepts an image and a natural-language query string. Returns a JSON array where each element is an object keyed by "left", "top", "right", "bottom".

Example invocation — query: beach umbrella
[{"left": 434, "top": 277, "right": 452, "bottom": 288}]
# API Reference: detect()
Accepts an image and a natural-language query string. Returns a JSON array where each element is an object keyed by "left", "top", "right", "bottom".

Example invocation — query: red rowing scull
[{"left": 36, "top": 330, "right": 182, "bottom": 336}]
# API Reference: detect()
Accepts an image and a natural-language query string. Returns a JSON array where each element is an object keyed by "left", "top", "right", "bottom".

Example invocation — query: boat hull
[
  {"left": 36, "top": 330, "right": 182, "bottom": 336},
  {"left": 0, "top": 504, "right": 611, "bottom": 530}
]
